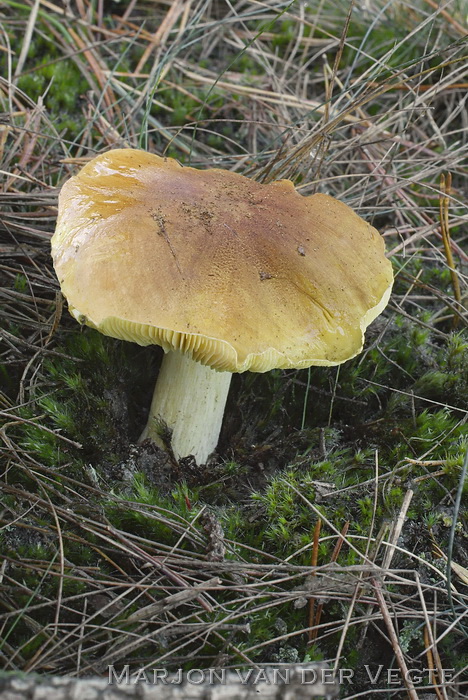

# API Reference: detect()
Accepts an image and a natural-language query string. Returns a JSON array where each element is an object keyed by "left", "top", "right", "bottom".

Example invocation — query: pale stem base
[{"left": 139, "top": 351, "right": 232, "bottom": 464}]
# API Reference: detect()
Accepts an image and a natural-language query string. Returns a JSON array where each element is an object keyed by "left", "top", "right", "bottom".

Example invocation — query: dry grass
[{"left": 0, "top": 0, "right": 467, "bottom": 697}]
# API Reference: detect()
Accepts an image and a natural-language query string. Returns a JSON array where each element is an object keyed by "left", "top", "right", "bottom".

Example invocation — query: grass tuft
[{"left": 1, "top": 0, "right": 467, "bottom": 696}]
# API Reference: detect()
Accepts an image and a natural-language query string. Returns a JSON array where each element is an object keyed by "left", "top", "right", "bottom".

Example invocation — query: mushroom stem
[{"left": 139, "top": 351, "right": 232, "bottom": 464}]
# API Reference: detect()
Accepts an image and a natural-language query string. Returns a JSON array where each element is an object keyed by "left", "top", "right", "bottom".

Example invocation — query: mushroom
[{"left": 51, "top": 149, "right": 393, "bottom": 464}]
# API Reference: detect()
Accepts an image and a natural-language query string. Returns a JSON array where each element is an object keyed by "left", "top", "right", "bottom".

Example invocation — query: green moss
[
  {"left": 271, "top": 19, "right": 296, "bottom": 49},
  {"left": 26, "top": 329, "right": 151, "bottom": 454},
  {"left": 13, "top": 47, "right": 88, "bottom": 139},
  {"left": 2, "top": 0, "right": 466, "bottom": 674},
  {"left": 13, "top": 274, "right": 28, "bottom": 293}
]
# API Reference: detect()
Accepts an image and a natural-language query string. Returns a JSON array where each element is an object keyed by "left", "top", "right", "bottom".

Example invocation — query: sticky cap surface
[{"left": 51, "top": 149, "right": 393, "bottom": 372}]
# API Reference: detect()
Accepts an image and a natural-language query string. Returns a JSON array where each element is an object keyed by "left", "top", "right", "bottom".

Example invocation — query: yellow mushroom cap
[{"left": 51, "top": 148, "right": 393, "bottom": 372}]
